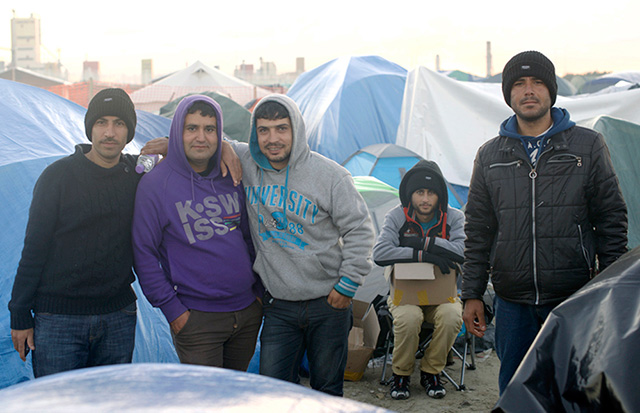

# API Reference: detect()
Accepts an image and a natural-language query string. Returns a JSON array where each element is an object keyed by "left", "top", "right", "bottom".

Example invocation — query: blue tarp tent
[
  {"left": 0, "top": 79, "right": 178, "bottom": 389},
  {"left": 287, "top": 55, "right": 407, "bottom": 164},
  {"left": 481, "top": 72, "right": 577, "bottom": 96},
  {"left": 0, "top": 363, "right": 391, "bottom": 412},
  {"left": 577, "top": 71, "right": 640, "bottom": 94},
  {"left": 342, "top": 143, "right": 467, "bottom": 208}
]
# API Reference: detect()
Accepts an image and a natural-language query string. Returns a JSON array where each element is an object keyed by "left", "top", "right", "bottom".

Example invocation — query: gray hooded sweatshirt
[{"left": 232, "top": 94, "right": 374, "bottom": 300}]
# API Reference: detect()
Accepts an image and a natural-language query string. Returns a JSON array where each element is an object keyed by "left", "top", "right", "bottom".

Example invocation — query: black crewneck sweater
[{"left": 9, "top": 144, "right": 140, "bottom": 329}]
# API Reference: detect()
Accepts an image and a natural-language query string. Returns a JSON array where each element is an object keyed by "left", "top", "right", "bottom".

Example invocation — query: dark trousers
[
  {"left": 171, "top": 300, "right": 262, "bottom": 371},
  {"left": 494, "top": 296, "right": 555, "bottom": 394},
  {"left": 259, "top": 293, "right": 353, "bottom": 396}
]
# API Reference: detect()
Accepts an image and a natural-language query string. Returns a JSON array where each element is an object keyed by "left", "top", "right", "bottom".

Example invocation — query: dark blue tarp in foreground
[
  {"left": 0, "top": 79, "right": 177, "bottom": 389},
  {"left": 0, "top": 363, "right": 391, "bottom": 412},
  {"left": 494, "top": 246, "right": 640, "bottom": 413},
  {"left": 287, "top": 55, "right": 407, "bottom": 164}
]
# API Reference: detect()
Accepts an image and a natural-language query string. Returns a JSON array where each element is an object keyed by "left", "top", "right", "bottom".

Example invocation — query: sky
[{"left": 2, "top": 1, "right": 639, "bottom": 84}]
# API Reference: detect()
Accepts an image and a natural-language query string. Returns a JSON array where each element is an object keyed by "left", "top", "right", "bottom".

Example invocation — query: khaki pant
[{"left": 388, "top": 297, "right": 463, "bottom": 376}]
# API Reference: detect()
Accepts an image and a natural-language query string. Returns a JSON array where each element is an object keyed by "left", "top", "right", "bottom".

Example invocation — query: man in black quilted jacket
[{"left": 461, "top": 50, "right": 628, "bottom": 394}]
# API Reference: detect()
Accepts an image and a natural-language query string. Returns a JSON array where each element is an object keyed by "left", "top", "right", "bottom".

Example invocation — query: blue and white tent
[
  {"left": 0, "top": 79, "right": 178, "bottom": 389},
  {"left": 287, "top": 55, "right": 407, "bottom": 164},
  {"left": 342, "top": 143, "right": 466, "bottom": 208}
]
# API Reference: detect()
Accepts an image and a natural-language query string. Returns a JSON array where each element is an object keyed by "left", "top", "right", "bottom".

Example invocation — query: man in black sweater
[{"left": 9, "top": 88, "right": 145, "bottom": 377}]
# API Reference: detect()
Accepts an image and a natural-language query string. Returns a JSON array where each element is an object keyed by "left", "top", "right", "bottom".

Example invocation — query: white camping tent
[
  {"left": 131, "top": 61, "right": 272, "bottom": 113},
  {"left": 396, "top": 66, "right": 640, "bottom": 187}
]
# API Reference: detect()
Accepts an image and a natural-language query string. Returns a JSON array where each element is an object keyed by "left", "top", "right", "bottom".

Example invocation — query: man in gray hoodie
[{"left": 225, "top": 94, "right": 374, "bottom": 396}]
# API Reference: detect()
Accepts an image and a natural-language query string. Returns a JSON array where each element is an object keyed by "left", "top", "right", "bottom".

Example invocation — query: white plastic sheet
[{"left": 396, "top": 67, "right": 640, "bottom": 187}]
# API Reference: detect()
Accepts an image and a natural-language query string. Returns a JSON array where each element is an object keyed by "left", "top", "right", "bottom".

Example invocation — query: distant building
[
  {"left": 234, "top": 57, "right": 305, "bottom": 90},
  {"left": 11, "top": 13, "right": 41, "bottom": 70},
  {"left": 141, "top": 59, "right": 153, "bottom": 85},
  {"left": 234, "top": 61, "right": 254, "bottom": 82},
  {"left": 0, "top": 66, "right": 65, "bottom": 88},
  {"left": 257, "top": 57, "right": 277, "bottom": 79},
  {"left": 296, "top": 57, "right": 305, "bottom": 74},
  {"left": 83, "top": 61, "right": 100, "bottom": 81}
]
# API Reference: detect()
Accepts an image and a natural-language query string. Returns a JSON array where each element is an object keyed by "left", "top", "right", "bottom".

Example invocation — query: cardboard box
[
  {"left": 344, "top": 300, "right": 381, "bottom": 381},
  {"left": 385, "top": 262, "right": 458, "bottom": 306}
]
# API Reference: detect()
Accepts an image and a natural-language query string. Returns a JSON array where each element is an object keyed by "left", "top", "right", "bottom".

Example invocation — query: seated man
[
  {"left": 373, "top": 160, "right": 464, "bottom": 400},
  {"left": 132, "top": 95, "right": 262, "bottom": 370}
]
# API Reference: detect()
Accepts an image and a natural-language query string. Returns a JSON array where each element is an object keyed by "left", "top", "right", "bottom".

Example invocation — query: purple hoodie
[{"left": 132, "top": 95, "right": 260, "bottom": 323}]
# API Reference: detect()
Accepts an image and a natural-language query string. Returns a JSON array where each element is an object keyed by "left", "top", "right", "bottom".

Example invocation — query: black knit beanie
[
  {"left": 84, "top": 88, "right": 137, "bottom": 142},
  {"left": 405, "top": 171, "right": 443, "bottom": 201},
  {"left": 502, "top": 51, "right": 557, "bottom": 107}
]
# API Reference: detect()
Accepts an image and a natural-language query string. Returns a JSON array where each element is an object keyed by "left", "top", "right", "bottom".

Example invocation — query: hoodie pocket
[{"left": 289, "top": 253, "right": 334, "bottom": 282}]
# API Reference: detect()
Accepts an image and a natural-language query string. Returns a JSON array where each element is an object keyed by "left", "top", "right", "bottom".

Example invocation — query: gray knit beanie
[
  {"left": 502, "top": 51, "right": 557, "bottom": 107},
  {"left": 85, "top": 88, "right": 137, "bottom": 142}
]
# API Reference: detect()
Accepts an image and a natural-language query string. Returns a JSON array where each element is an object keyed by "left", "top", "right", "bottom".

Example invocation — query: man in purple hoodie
[{"left": 132, "top": 95, "right": 263, "bottom": 370}]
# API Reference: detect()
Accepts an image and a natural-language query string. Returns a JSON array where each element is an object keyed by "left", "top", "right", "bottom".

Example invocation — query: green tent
[
  {"left": 352, "top": 176, "right": 399, "bottom": 302},
  {"left": 580, "top": 116, "right": 640, "bottom": 249},
  {"left": 353, "top": 176, "right": 399, "bottom": 235},
  {"left": 159, "top": 91, "right": 251, "bottom": 142}
]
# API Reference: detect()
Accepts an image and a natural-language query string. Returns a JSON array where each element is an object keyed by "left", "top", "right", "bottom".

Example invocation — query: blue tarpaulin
[
  {"left": 287, "top": 55, "right": 407, "bottom": 164},
  {"left": 0, "top": 363, "right": 390, "bottom": 412},
  {"left": 342, "top": 143, "right": 468, "bottom": 208},
  {"left": 0, "top": 79, "right": 178, "bottom": 389}
]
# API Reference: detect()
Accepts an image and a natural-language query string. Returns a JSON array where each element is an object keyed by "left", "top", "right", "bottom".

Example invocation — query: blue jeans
[
  {"left": 32, "top": 303, "right": 137, "bottom": 378},
  {"left": 259, "top": 293, "right": 353, "bottom": 396},
  {"left": 494, "top": 296, "right": 555, "bottom": 394}
]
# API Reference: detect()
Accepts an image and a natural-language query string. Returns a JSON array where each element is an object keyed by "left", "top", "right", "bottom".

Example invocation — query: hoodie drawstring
[
  {"left": 190, "top": 171, "right": 196, "bottom": 201},
  {"left": 256, "top": 166, "right": 290, "bottom": 231},
  {"left": 188, "top": 171, "right": 218, "bottom": 202},
  {"left": 257, "top": 169, "right": 264, "bottom": 228}
]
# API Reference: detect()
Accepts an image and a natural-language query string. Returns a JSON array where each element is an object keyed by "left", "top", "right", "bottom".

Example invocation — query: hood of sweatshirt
[
  {"left": 499, "top": 107, "right": 576, "bottom": 141},
  {"left": 399, "top": 159, "right": 449, "bottom": 209},
  {"left": 398, "top": 159, "right": 450, "bottom": 238},
  {"left": 248, "top": 94, "right": 310, "bottom": 172},
  {"left": 166, "top": 94, "right": 224, "bottom": 180}
]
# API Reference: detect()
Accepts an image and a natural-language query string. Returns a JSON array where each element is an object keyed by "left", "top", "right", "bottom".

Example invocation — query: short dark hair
[
  {"left": 254, "top": 101, "right": 289, "bottom": 121},
  {"left": 187, "top": 101, "right": 217, "bottom": 118}
]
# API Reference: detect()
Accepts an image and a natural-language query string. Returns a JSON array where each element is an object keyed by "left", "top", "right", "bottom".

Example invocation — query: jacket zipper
[
  {"left": 577, "top": 224, "right": 594, "bottom": 277},
  {"left": 529, "top": 167, "right": 540, "bottom": 304},
  {"left": 529, "top": 144, "right": 555, "bottom": 305},
  {"left": 489, "top": 160, "right": 523, "bottom": 169},
  {"left": 547, "top": 154, "right": 583, "bottom": 167}
]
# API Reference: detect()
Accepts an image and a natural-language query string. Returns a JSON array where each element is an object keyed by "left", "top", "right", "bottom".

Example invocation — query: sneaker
[
  {"left": 390, "top": 374, "right": 411, "bottom": 400},
  {"left": 421, "top": 371, "right": 446, "bottom": 399}
]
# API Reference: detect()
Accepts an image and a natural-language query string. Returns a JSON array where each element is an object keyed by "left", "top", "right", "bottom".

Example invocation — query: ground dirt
[{"left": 340, "top": 349, "right": 500, "bottom": 412}]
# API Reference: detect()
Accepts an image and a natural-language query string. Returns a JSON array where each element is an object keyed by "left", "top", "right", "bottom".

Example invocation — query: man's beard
[{"left": 513, "top": 97, "right": 550, "bottom": 123}]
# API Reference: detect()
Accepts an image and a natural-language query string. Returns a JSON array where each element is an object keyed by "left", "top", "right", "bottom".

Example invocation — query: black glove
[
  {"left": 427, "top": 243, "right": 464, "bottom": 263},
  {"left": 422, "top": 252, "right": 457, "bottom": 274},
  {"left": 399, "top": 236, "right": 426, "bottom": 250}
]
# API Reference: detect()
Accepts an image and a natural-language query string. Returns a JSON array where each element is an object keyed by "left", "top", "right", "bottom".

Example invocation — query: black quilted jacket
[{"left": 461, "top": 125, "right": 628, "bottom": 305}]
